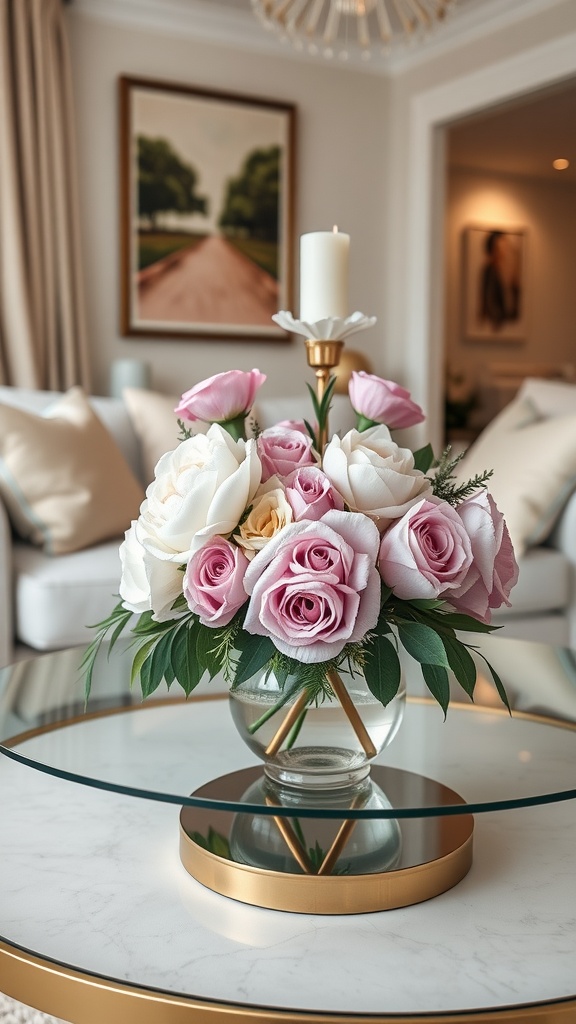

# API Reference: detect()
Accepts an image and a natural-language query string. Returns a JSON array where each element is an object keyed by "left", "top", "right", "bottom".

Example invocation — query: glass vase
[{"left": 229, "top": 668, "right": 406, "bottom": 791}]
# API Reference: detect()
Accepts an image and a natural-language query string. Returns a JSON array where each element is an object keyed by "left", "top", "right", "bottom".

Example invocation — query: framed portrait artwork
[
  {"left": 119, "top": 76, "right": 296, "bottom": 341},
  {"left": 462, "top": 226, "right": 528, "bottom": 343}
]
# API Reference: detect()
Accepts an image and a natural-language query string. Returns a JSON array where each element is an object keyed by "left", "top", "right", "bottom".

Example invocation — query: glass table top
[{"left": 0, "top": 633, "right": 575, "bottom": 820}]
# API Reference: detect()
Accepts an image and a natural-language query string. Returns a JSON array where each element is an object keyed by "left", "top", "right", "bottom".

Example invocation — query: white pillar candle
[{"left": 299, "top": 227, "right": 350, "bottom": 322}]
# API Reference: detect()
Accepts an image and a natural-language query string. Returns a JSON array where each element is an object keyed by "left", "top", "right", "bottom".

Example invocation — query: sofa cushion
[
  {"left": 0, "top": 387, "right": 144, "bottom": 554},
  {"left": 13, "top": 539, "right": 124, "bottom": 650},
  {"left": 123, "top": 387, "right": 186, "bottom": 482},
  {"left": 457, "top": 395, "right": 576, "bottom": 556},
  {"left": 0, "top": 386, "right": 141, "bottom": 478},
  {"left": 497, "top": 546, "right": 570, "bottom": 616}
]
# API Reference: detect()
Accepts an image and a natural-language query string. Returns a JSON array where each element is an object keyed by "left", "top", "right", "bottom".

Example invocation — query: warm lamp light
[{"left": 553, "top": 158, "right": 570, "bottom": 170}]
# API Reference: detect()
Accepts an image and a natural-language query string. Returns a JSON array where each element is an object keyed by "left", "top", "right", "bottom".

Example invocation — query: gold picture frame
[{"left": 119, "top": 76, "right": 296, "bottom": 341}]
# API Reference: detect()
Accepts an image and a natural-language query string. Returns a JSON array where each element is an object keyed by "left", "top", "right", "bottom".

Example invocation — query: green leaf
[
  {"left": 433, "top": 612, "right": 496, "bottom": 634},
  {"left": 479, "top": 655, "right": 511, "bottom": 713},
  {"left": 233, "top": 633, "right": 276, "bottom": 686},
  {"left": 170, "top": 621, "right": 203, "bottom": 696},
  {"left": 130, "top": 637, "right": 158, "bottom": 689},
  {"left": 363, "top": 635, "right": 402, "bottom": 706},
  {"left": 142, "top": 631, "right": 175, "bottom": 698},
  {"left": 305, "top": 382, "right": 322, "bottom": 422},
  {"left": 208, "top": 827, "right": 231, "bottom": 860},
  {"left": 441, "top": 634, "right": 477, "bottom": 700},
  {"left": 413, "top": 443, "right": 435, "bottom": 473},
  {"left": 408, "top": 598, "right": 445, "bottom": 611},
  {"left": 398, "top": 622, "right": 449, "bottom": 667},
  {"left": 421, "top": 663, "right": 451, "bottom": 718},
  {"left": 303, "top": 418, "right": 318, "bottom": 449},
  {"left": 196, "top": 626, "right": 221, "bottom": 681}
]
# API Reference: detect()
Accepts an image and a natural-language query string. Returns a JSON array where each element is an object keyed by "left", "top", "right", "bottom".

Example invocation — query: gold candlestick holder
[{"left": 305, "top": 338, "right": 344, "bottom": 450}]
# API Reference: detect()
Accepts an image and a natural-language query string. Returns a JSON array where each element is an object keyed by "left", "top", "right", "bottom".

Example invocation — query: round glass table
[{"left": 0, "top": 634, "right": 575, "bottom": 1022}]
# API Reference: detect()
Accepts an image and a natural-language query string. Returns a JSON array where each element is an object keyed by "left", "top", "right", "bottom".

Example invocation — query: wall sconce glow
[{"left": 553, "top": 158, "right": 570, "bottom": 170}]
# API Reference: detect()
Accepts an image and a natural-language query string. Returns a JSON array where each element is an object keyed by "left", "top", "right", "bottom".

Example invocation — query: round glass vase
[{"left": 228, "top": 669, "right": 406, "bottom": 791}]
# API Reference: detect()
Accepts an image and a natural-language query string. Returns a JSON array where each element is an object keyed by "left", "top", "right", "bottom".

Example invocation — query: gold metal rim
[
  {"left": 4, "top": 691, "right": 576, "bottom": 753},
  {"left": 179, "top": 819, "right": 474, "bottom": 914},
  {"left": 1, "top": 939, "right": 575, "bottom": 1023}
]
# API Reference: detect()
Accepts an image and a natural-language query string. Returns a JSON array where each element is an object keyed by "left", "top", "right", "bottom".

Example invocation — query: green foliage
[
  {"left": 305, "top": 375, "right": 337, "bottom": 451},
  {"left": 413, "top": 443, "right": 435, "bottom": 473},
  {"left": 138, "top": 136, "right": 208, "bottom": 229},
  {"left": 431, "top": 447, "right": 493, "bottom": 507},
  {"left": 219, "top": 146, "right": 281, "bottom": 244},
  {"left": 82, "top": 575, "right": 508, "bottom": 723}
]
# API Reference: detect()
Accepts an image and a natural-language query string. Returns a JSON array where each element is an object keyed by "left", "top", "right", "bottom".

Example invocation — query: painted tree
[
  {"left": 219, "top": 146, "right": 280, "bottom": 242},
  {"left": 138, "top": 136, "right": 208, "bottom": 228}
]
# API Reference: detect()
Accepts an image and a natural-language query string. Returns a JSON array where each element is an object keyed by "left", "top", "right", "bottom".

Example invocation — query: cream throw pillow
[
  {"left": 123, "top": 387, "right": 209, "bottom": 482},
  {"left": 0, "top": 387, "right": 144, "bottom": 555},
  {"left": 457, "top": 395, "right": 576, "bottom": 557}
]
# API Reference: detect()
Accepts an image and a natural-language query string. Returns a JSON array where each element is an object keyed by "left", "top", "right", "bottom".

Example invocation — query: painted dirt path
[{"left": 137, "top": 235, "right": 279, "bottom": 326}]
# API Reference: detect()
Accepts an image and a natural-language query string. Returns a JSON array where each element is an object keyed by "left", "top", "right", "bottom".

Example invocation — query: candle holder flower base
[{"left": 179, "top": 765, "right": 474, "bottom": 914}]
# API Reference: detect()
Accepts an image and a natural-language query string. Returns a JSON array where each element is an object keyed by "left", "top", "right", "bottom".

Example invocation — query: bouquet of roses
[{"left": 83, "top": 367, "right": 518, "bottom": 718}]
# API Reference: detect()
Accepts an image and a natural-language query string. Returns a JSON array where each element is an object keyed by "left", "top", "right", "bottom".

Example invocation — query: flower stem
[
  {"left": 286, "top": 708, "right": 307, "bottom": 750},
  {"left": 219, "top": 413, "right": 246, "bottom": 441}
]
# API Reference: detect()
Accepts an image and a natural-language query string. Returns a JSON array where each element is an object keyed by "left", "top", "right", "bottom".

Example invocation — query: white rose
[
  {"left": 323, "top": 424, "right": 431, "bottom": 530},
  {"left": 140, "top": 423, "right": 261, "bottom": 562},
  {"left": 235, "top": 481, "right": 293, "bottom": 558},
  {"left": 119, "top": 519, "right": 185, "bottom": 622}
]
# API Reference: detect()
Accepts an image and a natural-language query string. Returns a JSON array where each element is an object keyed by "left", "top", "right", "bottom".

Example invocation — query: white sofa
[{"left": 1, "top": 381, "right": 576, "bottom": 668}]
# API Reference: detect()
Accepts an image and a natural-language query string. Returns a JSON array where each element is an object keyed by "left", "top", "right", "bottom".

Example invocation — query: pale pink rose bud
[
  {"left": 258, "top": 426, "right": 317, "bottom": 482},
  {"left": 449, "top": 490, "right": 519, "bottom": 624},
  {"left": 175, "top": 369, "right": 266, "bottom": 424},
  {"left": 349, "top": 371, "right": 425, "bottom": 430},
  {"left": 243, "top": 510, "right": 381, "bottom": 664},
  {"left": 285, "top": 466, "right": 345, "bottom": 522},
  {"left": 184, "top": 537, "right": 249, "bottom": 627},
  {"left": 275, "top": 419, "right": 312, "bottom": 436},
  {"left": 378, "top": 497, "right": 473, "bottom": 600}
]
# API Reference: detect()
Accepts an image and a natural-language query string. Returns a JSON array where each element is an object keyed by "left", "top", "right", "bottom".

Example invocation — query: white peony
[
  {"left": 120, "top": 424, "right": 261, "bottom": 620},
  {"left": 323, "top": 424, "right": 431, "bottom": 530},
  {"left": 119, "top": 520, "right": 186, "bottom": 622}
]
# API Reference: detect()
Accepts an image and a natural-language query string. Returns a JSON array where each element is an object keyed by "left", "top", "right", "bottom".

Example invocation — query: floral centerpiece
[{"left": 83, "top": 364, "right": 518, "bottom": 787}]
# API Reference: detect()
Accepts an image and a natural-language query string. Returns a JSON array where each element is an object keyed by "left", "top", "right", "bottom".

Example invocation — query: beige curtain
[{"left": 0, "top": 0, "right": 91, "bottom": 390}]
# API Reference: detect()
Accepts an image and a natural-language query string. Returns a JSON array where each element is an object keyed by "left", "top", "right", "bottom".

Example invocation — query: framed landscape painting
[
  {"left": 119, "top": 76, "right": 295, "bottom": 340},
  {"left": 462, "top": 226, "right": 528, "bottom": 343}
]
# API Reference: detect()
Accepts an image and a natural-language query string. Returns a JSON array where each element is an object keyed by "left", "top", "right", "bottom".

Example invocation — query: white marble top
[{"left": 0, "top": 698, "right": 575, "bottom": 1017}]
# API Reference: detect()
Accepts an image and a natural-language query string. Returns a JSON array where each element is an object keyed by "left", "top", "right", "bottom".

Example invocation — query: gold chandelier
[{"left": 251, "top": 0, "right": 458, "bottom": 61}]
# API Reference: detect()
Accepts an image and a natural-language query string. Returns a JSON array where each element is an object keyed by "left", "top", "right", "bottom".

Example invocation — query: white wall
[
  {"left": 66, "top": 11, "right": 389, "bottom": 399},
  {"left": 384, "top": 0, "right": 576, "bottom": 448},
  {"left": 445, "top": 168, "right": 576, "bottom": 393}
]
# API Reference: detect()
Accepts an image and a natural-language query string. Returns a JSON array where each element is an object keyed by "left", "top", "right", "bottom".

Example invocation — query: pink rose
[
  {"left": 175, "top": 369, "right": 266, "bottom": 424},
  {"left": 258, "top": 426, "right": 317, "bottom": 482},
  {"left": 449, "top": 490, "right": 519, "bottom": 623},
  {"left": 378, "top": 497, "right": 473, "bottom": 600},
  {"left": 184, "top": 537, "right": 249, "bottom": 627},
  {"left": 275, "top": 419, "right": 311, "bottom": 436},
  {"left": 285, "top": 466, "right": 345, "bottom": 522},
  {"left": 243, "top": 510, "right": 381, "bottom": 663},
  {"left": 349, "top": 371, "right": 425, "bottom": 430}
]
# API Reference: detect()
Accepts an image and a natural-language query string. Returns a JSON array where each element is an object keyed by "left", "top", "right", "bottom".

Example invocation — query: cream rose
[
  {"left": 323, "top": 425, "right": 431, "bottom": 530},
  {"left": 235, "top": 481, "right": 293, "bottom": 558}
]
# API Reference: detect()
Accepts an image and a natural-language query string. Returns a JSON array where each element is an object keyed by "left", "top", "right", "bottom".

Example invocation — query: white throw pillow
[{"left": 456, "top": 395, "right": 576, "bottom": 557}]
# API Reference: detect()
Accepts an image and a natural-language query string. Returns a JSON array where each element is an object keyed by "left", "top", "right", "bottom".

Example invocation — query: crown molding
[{"left": 69, "top": 0, "right": 572, "bottom": 78}]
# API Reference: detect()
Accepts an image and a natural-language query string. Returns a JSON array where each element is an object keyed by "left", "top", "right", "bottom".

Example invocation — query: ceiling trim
[{"left": 69, "top": 0, "right": 570, "bottom": 78}]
